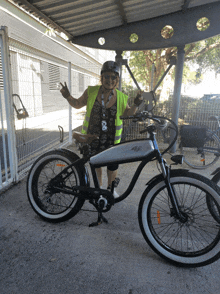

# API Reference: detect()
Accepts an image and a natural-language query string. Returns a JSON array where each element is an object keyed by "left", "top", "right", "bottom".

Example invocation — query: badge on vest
[{"left": 102, "top": 120, "right": 108, "bottom": 131}]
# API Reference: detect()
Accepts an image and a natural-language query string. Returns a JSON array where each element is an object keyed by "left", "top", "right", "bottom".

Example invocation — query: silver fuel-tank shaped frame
[
  {"left": 90, "top": 140, "right": 155, "bottom": 167},
  {"left": 89, "top": 139, "right": 159, "bottom": 202}
]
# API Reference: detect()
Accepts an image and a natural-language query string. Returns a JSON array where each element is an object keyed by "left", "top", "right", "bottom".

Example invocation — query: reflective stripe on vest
[{"left": 81, "top": 85, "right": 128, "bottom": 144}]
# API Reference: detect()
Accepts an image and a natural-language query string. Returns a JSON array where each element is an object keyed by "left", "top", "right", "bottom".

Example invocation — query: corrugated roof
[{"left": 9, "top": 0, "right": 220, "bottom": 50}]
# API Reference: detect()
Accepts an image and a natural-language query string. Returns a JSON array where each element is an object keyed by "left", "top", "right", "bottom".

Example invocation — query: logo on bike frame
[{"left": 131, "top": 146, "right": 142, "bottom": 152}]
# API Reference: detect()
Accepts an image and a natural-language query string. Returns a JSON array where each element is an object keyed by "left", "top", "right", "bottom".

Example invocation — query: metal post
[
  {"left": 68, "top": 62, "right": 72, "bottom": 143},
  {"left": 151, "top": 63, "right": 155, "bottom": 91},
  {"left": 171, "top": 46, "right": 185, "bottom": 152},
  {"left": 115, "top": 50, "right": 123, "bottom": 91},
  {"left": 0, "top": 26, "right": 18, "bottom": 183}
]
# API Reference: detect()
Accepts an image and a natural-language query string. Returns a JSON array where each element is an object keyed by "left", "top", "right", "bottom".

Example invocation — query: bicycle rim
[
  {"left": 27, "top": 152, "right": 84, "bottom": 221},
  {"left": 139, "top": 172, "right": 220, "bottom": 266}
]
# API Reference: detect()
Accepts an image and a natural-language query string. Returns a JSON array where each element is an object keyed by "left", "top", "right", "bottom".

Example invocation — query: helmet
[{"left": 101, "top": 61, "right": 120, "bottom": 76}]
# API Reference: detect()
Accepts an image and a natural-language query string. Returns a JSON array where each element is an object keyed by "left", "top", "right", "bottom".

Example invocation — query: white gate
[
  {"left": 0, "top": 26, "right": 18, "bottom": 191},
  {"left": 0, "top": 24, "right": 101, "bottom": 192}
]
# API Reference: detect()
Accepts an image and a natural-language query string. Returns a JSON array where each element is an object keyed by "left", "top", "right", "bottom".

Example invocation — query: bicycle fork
[{"left": 160, "top": 160, "right": 188, "bottom": 223}]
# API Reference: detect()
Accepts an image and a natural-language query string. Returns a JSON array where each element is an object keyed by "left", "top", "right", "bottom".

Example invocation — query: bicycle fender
[
  {"left": 146, "top": 173, "right": 164, "bottom": 186},
  {"left": 145, "top": 169, "right": 189, "bottom": 186},
  {"left": 211, "top": 167, "right": 220, "bottom": 176},
  {"left": 59, "top": 148, "right": 80, "bottom": 161}
]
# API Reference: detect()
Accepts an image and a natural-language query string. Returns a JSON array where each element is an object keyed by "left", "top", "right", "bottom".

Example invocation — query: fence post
[
  {"left": 68, "top": 62, "right": 72, "bottom": 144},
  {"left": 171, "top": 46, "right": 185, "bottom": 152},
  {"left": 0, "top": 26, "right": 18, "bottom": 183}
]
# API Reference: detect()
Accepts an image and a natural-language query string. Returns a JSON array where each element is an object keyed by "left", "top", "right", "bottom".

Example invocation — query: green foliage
[
  {"left": 185, "top": 35, "right": 220, "bottom": 73},
  {"left": 196, "top": 37, "right": 220, "bottom": 72},
  {"left": 126, "top": 35, "right": 220, "bottom": 94},
  {"left": 121, "top": 83, "right": 138, "bottom": 105},
  {"left": 128, "top": 50, "right": 166, "bottom": 91},
  {"left": 128, "top": 51, "right": 150, "bottom": 90},
  {"left": 182, "top": 65, "right": 203, "bottom": 85},
  {"left": 196, "top": 17, "right": 210, "bottom": 32}
]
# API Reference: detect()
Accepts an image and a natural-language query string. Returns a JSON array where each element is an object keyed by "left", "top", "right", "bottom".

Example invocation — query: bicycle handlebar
[
  {"left": 120, "top": 111, "right": 151, "bottom": 121},
  {"left": 121, "top": 111, "right": 166, "bottom": 125},
  {"left": 120, "top": 111, "right": 178, "bottom": 155}
]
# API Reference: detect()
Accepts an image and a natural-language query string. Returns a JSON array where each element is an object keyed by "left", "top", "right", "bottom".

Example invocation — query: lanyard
[{"left": 101, "top": 89, "right": 114, "bottom": 132}]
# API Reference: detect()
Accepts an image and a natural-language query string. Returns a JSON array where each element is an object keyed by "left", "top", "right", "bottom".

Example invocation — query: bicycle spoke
[
  {"left": 34, "top": 159, "right": 78, "bottom": 214},
  {"left": 148, "top": 182, "right": 220, "bottom": 256}
]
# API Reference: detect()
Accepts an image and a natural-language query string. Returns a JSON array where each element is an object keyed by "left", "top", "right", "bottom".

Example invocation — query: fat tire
[
  {"left": 138, "top": 169, "right": 220, "bottom": 267},
  {"left": 27, "top": 150, "right": 86, "bottom": 222},
  {"left": 208, "top": 170, "right": 220, "bottom": 222}
]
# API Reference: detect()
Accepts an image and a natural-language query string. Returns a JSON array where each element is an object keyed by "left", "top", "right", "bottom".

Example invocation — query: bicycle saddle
[{"left": 72, "top": 131, "right": 98, "bottom": 144}]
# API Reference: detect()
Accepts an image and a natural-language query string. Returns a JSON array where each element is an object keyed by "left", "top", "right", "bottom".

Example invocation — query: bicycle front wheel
[
  {"left": 180, "top": 130, "right": 220, "bottom": 169},
  {"left": 138, "top": 170, "right": 220, "bottom": 267},
  {"left": 207, "top": 169, "right": 220, "bottom": 223},
  {"left": 27, "top": 150, "right": 86, "bottom": 222}
]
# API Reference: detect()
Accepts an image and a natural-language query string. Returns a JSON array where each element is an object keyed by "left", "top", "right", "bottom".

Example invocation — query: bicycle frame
[{"left": 48, "top": 126, "right": 185, "bottom": 221}]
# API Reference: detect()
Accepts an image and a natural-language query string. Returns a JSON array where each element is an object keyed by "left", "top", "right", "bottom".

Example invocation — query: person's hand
[
  {"left": 134, "top": 90, "right": 144, "bottom": 106},
  {"left": 86, "top": 134, "right": 99, "bottom": 144},
  {"left": 60, "top": 82, "right": 70, "bottom": 99},
  {"left": 72, "top": 132, "right": 99, "bottom": 144}
]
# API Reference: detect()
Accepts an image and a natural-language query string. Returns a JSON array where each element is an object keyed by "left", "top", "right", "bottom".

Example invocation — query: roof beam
[
  {"left": 71, "top": 1, "right": 220, "bottom": 51},
  {"left": 182, "top": 0, "right": 191, "bottom": 11},
  {"left": 115, "top": 0, "right": 127, "bottom": 25},
  {"left": 11, "top": 0, "right": 73, "bottom": 38}
]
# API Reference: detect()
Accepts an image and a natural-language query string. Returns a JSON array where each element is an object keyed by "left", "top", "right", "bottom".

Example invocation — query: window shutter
[{"left": 48, "top": 63, "right": 60, "bottom": 90}]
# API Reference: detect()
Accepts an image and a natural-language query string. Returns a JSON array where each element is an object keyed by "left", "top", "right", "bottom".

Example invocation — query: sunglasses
[{"left": 103, "top": 74, "right": 118, "bottom": 81}]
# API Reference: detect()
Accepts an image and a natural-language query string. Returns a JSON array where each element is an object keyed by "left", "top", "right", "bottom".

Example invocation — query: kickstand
[
  {"left": 89, "top": 210, "right": 108, "bottom": 227},
  {"left": 89, "top": 198, "right": 108, "bottom": 228}
]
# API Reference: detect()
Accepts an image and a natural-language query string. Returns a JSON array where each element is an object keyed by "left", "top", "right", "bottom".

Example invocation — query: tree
[{"left": 127, "top": 21, "right": 220, "bottom": 95}]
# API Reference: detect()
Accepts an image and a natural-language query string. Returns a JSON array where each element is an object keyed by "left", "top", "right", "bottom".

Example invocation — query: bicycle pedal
[{"left": 114, "top": 177, "right": 120, "bottom": 187}]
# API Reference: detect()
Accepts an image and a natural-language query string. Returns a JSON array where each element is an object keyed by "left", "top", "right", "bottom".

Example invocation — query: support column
[
  {"left": 115, "top": 50, "right": 123, "bottom": 91},
  {"left": 171, "top": 46, "right": 185, "bottom": 152}
]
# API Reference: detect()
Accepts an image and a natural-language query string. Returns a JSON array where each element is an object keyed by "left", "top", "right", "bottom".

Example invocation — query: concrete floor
[{"left": 1, "top": 149, "right": 220, "bottom": 294}]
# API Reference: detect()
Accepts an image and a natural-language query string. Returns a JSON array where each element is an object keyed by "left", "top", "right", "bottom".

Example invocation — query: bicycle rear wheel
[
  {"left": 138, "top": 170, "right": 220, "bottom": 267},
  {"left": 180, "top": 130, "right": 220, "bottom": 169},
  {"left": 27, "top": 150, "right": 86, "bottom": 222}
]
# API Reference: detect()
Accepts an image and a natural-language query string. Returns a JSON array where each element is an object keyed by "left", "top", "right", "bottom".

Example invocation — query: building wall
[{"left": 0, "top": 0, "right": 115, "bottom": 175}]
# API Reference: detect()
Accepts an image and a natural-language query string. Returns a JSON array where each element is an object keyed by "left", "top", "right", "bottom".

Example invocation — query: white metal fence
[
  {"left": 0, "top": 27, "right": 18, "bottom": 191},
  {"left": 0, "top": 26, "right": 101, "bottom": 191}
]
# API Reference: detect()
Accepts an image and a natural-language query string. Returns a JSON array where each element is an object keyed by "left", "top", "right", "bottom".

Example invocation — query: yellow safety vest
[{"left": 81, "top": 85, "right": 128, "bottom": 144}]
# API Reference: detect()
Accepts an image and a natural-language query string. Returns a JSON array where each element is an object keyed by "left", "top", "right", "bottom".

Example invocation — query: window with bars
[
  {"left": 79, "top": 73, "right": 84, "bottom": 92},
  {"left": 48, "top": 63, "right": 60, "bottom": 90}
]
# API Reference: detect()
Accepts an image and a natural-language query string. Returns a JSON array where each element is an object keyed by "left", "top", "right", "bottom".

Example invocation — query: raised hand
[
  {"left": 134, "top": 90, "right": 144, "bottom": 106},
  {"left": 60, "top": 82, "right": 70, "bottom": 99}
]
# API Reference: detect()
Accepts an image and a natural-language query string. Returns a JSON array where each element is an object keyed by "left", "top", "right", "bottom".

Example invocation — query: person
[{"left": 60, "top": 60, "right": 143, "bottom": 197}]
